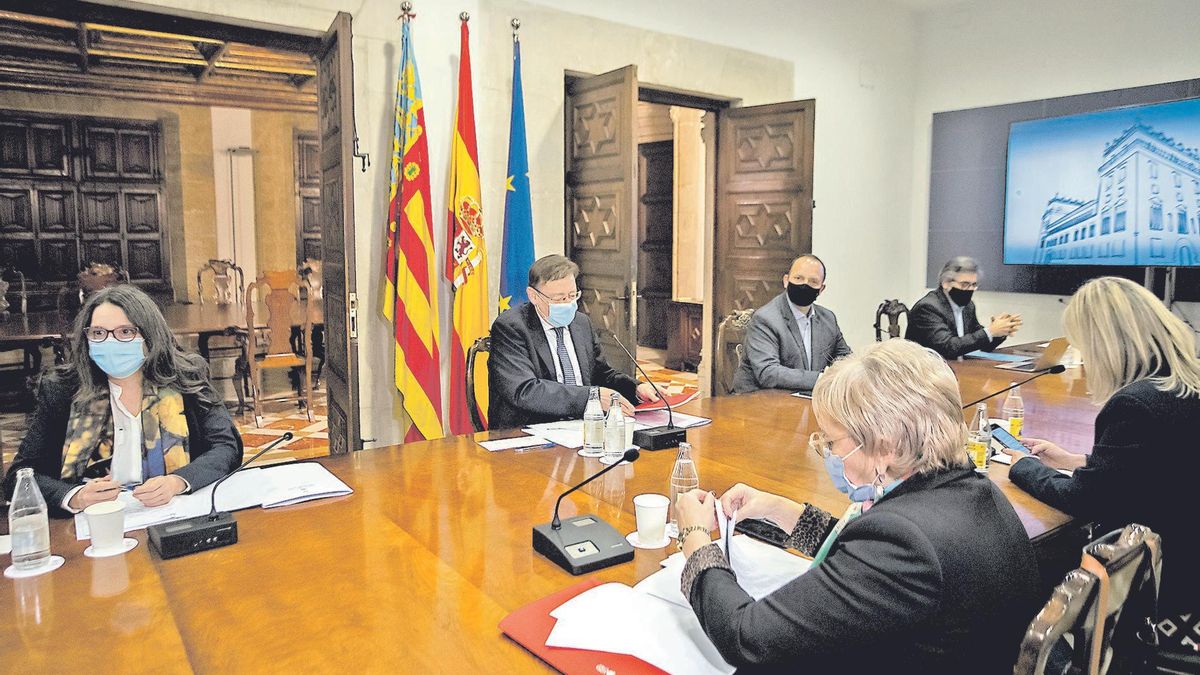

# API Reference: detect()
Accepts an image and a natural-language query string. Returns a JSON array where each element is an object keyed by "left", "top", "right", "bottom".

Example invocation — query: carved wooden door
[
  {"left": 713, "top": 99, "right": 815, "bottom": 349},
  {"left": 637, "top": 140, "right": 673, "bottom": 349},
  {"left": 564, "top": 66, "right": 639, "bottom": 374},
  {"left": 316, "top": 12, "right": 360, "bottom": 454}
]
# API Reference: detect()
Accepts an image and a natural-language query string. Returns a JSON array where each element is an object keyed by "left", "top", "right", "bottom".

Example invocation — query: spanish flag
[
  {"left": 445, "top": 18, "right": 489, "bottom": 435},
  {"left": 383, "top": 20, "right": 443, "bottom": 441}
]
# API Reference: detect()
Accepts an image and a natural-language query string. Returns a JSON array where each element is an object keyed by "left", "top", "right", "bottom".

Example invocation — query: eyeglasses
[
  {"left": 808, "top": 431, "right": 857, "bottom": 460},
  {"left": 85, "top": 325, "right": 140, "bottom": 343},
  {"left": 531, "top": 287, "right": 582, "bottom": 304},
  {"left": 948, "top": 280, "right": 979, "bottom": 291}
]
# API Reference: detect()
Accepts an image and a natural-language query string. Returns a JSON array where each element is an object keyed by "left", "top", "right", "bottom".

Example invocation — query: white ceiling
[{"left": 882, "top": 0, "right": 975, "bottom": 11}]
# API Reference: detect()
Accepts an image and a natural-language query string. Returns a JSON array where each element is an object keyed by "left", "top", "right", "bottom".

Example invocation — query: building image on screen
[{"left": 1004, "top": 97, "right": 1200, "bottom": 267}]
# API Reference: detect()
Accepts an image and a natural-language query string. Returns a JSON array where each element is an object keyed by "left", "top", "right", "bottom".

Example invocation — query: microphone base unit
[
  {"left": 532, "top": 515, "right": 634, "bottom": 575},
  {"left": 633, "top": 426, "right": 687, "bottom": 451},
  {"left": 148, "top": 511, "right": 238, "bottom": 559}
]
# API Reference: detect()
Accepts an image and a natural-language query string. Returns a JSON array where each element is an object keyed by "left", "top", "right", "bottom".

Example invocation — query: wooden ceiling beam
[
  {"left": 76, "top": 22, "right": 88, "bottom": 73},
  {"left": 197, "top": 41, "right": 228, "bottom": 82}
]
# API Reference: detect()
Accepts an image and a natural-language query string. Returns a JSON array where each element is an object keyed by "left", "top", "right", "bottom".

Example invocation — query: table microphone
[
  {"left": 147, "top": 432, "right": 294, "bottom": 559},
  {"left": 610, "top": 333, "right": 687, "bottom": 450},
  {"left": 532, "top": 448, "right": 639, "bottom": 575},
  {"left": 961, "top": 364, "right": 1066, "bottom": 410}
]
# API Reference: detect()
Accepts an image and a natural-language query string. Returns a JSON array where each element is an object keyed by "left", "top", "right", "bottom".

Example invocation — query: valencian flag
[
  {"left": 445, "top": 17, "right": 490, "bottom": 435},
  {"left": 498, "top": 33, "right": 534, "bottom": 314},
  {"left": 382, "top": 19, "right": 443, "bottom": 441}
]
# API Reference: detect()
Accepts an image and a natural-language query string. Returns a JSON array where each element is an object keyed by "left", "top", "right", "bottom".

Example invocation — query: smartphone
[
  {"left": 733, "top": 518, "right": 790, "bottom": 549},
  {"left": 988, "top": 422, "right": 1028, "bottom": 456}
]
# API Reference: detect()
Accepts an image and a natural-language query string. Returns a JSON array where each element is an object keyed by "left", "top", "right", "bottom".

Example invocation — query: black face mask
[
  {"left": 947, "top": 287, "right": 974, "bottom": 306},
  {"left": 786, "top": 282, "right": 820, "bottom": 307}
]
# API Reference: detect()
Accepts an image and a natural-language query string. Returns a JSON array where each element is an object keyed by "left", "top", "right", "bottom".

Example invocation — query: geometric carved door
[
  {"left": 713, "top": 99, "right": 815, "bottom": 341},
  {"left": 564, "top": 65, "right": 639, "bottom": 375},
  {"left": 316, "top": 12, "right": 360, "bottom": 454}
]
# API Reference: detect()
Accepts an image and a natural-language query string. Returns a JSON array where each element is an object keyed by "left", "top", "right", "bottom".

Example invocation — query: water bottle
[
  {"left": 603, "top": 393, "right": 625, "bottom": 462},
  {"left": 1002, "top": 384, "right": 1025, "bottom": 439},
  {"left": 967, "top": 403, "right": 992, "bottom": 474},
  {"left": 669, "top": 443, "right": 700, "bottom": 532},
  {"left": 581, "top": 386, "right": 605, "bottom": 457},
  {"left": 9, "top": 468, "right": 51, "bottom": 571}
]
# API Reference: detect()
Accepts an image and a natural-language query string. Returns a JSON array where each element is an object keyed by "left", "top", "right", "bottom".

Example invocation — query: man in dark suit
[
  {"left": 732, "top": 254, "right": 852, "bottom": 394},
  {"left": 487, "top": 254, "right": 659, "bottom": 430},
  {"left": 906, "top": 256, "right": 1021, "bottom": 359}
]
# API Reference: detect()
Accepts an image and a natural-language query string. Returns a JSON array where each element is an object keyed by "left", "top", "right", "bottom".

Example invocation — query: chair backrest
[
  {"left": 247, "top": 270, "right": 309, "bottom": 357},
  {"left": 0, "top": 266, "right": 26, "bottom": 314},
  {"left": 1013, "top": 524, "right": 1163, "bottom": 675},
  {"left": 466, "top": 336, "right": 491, "bottom": 433},
  {"left": 78, "top": 262, "right": 126, "bottom": 295},
  {"left": 197, "top": 259, "right": 245, "bottom": 306},
  {"left": 715, "top": 309, "right": 754, "bottom": 396},
  {"left": 298, "top": 258, "right": 323, "bottom": 302},
  {"left": 874, "top": 299, "right": 909, "bottom": 341}
]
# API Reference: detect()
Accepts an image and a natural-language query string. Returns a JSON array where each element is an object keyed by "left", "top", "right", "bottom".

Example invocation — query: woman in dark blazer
[
  {"left": 675, "top": 339, "right": 1040, "bottom": 673},
  {"left": 4, "top": 285, "right": 242, "bottom": 517},
  {"left": 1006, "top": 276, "right": 1200, "bottom": 645}
]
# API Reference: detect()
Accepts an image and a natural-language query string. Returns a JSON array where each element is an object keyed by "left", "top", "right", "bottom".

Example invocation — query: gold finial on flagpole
[
  {"left": 398, "top": 2, "right": 414, "bottom": 21},
  {"left": 511, "top": 18, "right": 520, "bottom": 43},
  {"left": 459, "top": 11, "right": 470, "bottom": 22}
]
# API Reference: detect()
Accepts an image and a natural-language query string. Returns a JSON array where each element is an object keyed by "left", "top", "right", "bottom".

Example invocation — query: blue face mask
[
  {"left": 546, "top": 301, "right": 577, "bottom": 328},
  {"left": 89, "top": 337, "right": 147, "bottom": 379},
  {"left": 824, "top": 445, "right": 905, "bottom": 503}
]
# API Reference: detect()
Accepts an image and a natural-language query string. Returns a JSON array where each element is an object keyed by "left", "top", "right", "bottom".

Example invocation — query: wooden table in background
[{"left": 0, "top": 353, "right": 1094, "bottom": 672}]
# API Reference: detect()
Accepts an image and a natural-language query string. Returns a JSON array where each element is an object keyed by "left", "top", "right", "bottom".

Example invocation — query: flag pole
[
  {"left": 398, "top": 1, "right": 414, "bottom": 22},
  {"left": 511, "top": 17, "right": 520, "bottom": 43}
]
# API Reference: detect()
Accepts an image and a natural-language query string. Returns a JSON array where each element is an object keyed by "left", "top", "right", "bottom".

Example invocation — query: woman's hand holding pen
[{"left": 68, "top": 474, "right": 121, "bottom": 511}]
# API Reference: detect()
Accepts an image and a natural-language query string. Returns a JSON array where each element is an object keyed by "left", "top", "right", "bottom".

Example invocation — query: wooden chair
[
  {"left": 196, "top": 259, "right": 245, "bottom": 306},
  {"left": 1014, "top": 524, "right": 1163, "bottom": 675},
  {"left": 714, "top": 309, "right": 753, "bottom": 396},
  {"left": 292, "top": 259, "right": 325, "bottom": 388},
  {"left": 874, "top": 299, "right": 909, "bottom": 341},
  {"left": 245, "top": 270, "right": 313, "bottom": 428},
  {"left": 466, "top": 336, "right": 490, "bottom": 432},
  {"left": 57, "top": 262, "right": 129, "bottom": 311},
  {"left": 0, "top": 266, "right": 27, "bottom": 316},
  {"left": 0, "top": 266, "right": 41, "bottom": 411}
]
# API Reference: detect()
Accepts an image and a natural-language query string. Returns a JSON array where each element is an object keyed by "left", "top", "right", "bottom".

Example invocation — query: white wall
[{"left": 910, "top": 0, "right": 1200, "bottom": 343}]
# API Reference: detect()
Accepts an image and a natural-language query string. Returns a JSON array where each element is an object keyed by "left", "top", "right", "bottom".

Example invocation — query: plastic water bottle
[
  {"left": 967, "top": 403, "right": 992, "bottom": 474},
  {"left": 1002, "top": 384, "right": 1025, "bottom": 439},
  {"left": 669, "top": 443, "right": 700, "bottom": 532},
  {"left": 581, "top": 386, "right": 604, "bottom": 457},
  {"left": 9, "top": 468, "right": 51, "bottom": 571},
  {"left": 603, "top": 393, "right": 625, "bottom": 462}
]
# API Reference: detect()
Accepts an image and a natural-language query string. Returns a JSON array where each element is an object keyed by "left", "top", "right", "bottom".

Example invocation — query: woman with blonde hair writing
[{"left": 1007, "top": 276, "right": 1200, "bottom": 647}]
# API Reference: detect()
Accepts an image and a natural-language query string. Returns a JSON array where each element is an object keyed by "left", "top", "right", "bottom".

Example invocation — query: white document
[
  {"left": 633, "top": 410, "right": 711, "bottom": 429},
  {"left": 546, "top": 583, "right": 734, "bottom": 675},
  {"left": 523, "top": 420, "right": 585, "bottom": 449},
  {"left": 640, "top": 535, "right": 812, "bottom": 609},
  {"left": 477, "top": 435, "right": 549, "bottom": 452},
  {"left": 74, "top": 463, "right": 352, "bottom": 539},
  {"left": 791, "top": 392, "right": 812, "bottom": 399}
]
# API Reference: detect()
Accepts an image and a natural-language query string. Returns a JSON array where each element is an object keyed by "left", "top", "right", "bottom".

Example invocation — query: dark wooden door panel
[
  {"left": 565, "top": 65, "right": 638, "bottom": 374},
  {"left": 317, "top": 12, "right": 359, "bottom": 454},
  {"left": 126, "top": 240, "right": 162, "bottom": 279},
  {"left": 84, "top": 127, "right": 119, "bottom": 178},
  {"left": 714, "top": 100, "right": 815, "bottom": 328},
  {"left": 295, "top": 133, "right": 321, "bottom": 263},
  {"left": 0, "top": 122, "right": 29, "bottom": 174},
  {"left": 81, "top": 190, "right": 121, "bottom": 233},
  {"left": 637, "top": 140, "right": 673, "bottom": 349},
  {"left": 31, "top": 123, "right": 70, "bottom": 176},
  {"left": 0, "top": 188, "right": 32, "bottom": 234},
  {"left": 118, "top": 130, "right": 155, "bottom": 178},
  {"left": 82, "top": 240, "right": 121, "bottom": 268},
  {"left": 37, "top": 189, "right": 76, "bottom": 233},
  {"left": 1, "top": 240, "right": 37, "bottom": 281},
  {"left": 124, "top": 192, "right": 160, "bottom": 233}
]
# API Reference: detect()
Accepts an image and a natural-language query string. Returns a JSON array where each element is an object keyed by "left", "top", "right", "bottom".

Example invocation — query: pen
[{"left": 512, "top": 442, "right": 555, "bottom": 453}]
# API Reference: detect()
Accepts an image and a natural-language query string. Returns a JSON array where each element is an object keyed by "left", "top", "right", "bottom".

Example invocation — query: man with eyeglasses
[
  {"left": 906, "top": 256, "right": 1021, "bottom": 359},
  {"left": 732, "top": 254, "right": 852, "bottom": 394},
  {"left": 487, "top": 254, "right": 660, "bottom": 430}
]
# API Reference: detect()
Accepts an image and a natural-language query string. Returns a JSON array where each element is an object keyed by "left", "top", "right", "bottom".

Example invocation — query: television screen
[{"left": 1003, "top": 96, "right": 1200, "bottom": 267}]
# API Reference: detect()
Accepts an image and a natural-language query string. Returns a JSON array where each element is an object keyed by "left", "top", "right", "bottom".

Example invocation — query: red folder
[
  {"left": 499, "top": 579, "right": 666, "bottom": 675},
  {"left": 634, "top": 390, "right": 699, "bottom": 412}
]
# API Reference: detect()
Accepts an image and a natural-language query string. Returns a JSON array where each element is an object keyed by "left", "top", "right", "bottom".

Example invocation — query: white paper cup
[
  {"left": 633, "top": 493, "right": 670, "bottom": 544},
  {"left": 624, "top": 419, "right": 636, "bottom": 449},
  {"left": 84, "top": 501, "right": 126, "bottom": 554}
]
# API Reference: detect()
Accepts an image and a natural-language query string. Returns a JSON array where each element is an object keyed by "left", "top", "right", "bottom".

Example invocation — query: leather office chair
[
  {"left": 715, "top": 309, "right": 753, "bottom": 396},
  {"left": 466, "top": 335, "right": 490, "bottom": 432},
  {"left": 874, "top": 299, "right": 909, "bottom": 341},
  {"left": 245, "top": 271, "right": 313, "bottom": 428},
  {"left": 1014, "top": 524, "right": 1163, "bottom": 675}
]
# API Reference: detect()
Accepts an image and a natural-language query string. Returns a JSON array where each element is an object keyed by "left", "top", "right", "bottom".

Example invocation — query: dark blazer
[
  {"left": 487, "top": 303, "right": 640, "bottom": 430},
  {"left": 690, "top": 467, "right": 1040, "bottom": 673},
  {"left": 4, "top": 373, "right": 243, "bottom": 517},
  {"left": 732, "top": 293, "right": 852, "bottom": 394},
  {"left": 906, "top": 288, "right": 1005, "bottom": 358},
  {"left": 1010, "top": 379, "right": 1199, "bottom": 616}
]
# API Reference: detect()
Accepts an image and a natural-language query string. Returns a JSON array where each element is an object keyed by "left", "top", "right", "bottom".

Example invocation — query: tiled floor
[{"left": 0, "top": 357, "right": 699, "bottom": 467}]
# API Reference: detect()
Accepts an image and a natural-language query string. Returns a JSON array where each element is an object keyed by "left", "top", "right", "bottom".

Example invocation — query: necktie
[{"left": 554, "top": 327, "right": 577, "bottom": 386}]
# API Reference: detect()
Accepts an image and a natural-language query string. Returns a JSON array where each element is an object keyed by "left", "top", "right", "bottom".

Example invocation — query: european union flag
[{"left": 499, "top": 39, "right": 534, "bottom": 313}]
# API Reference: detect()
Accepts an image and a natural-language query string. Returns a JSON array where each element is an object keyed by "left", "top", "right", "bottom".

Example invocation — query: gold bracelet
[{"left": 676, "top": 525, "right": 710, "bottom": 551}]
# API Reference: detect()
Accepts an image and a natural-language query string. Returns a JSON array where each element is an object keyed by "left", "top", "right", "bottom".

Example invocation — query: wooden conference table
[{"left": 1, "top": 355, "right": 1094, "bottom": 672}]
